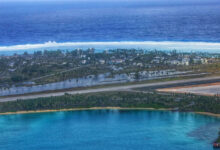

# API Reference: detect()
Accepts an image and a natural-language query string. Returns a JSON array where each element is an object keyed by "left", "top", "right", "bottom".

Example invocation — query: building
[
  {"left": 81, "top": 60, "right": 87, "bottom": 64},
  {"left": 169, "top": 60, "right": 181, "bottom": 65},
  {"left": 99, "top": 59, "right": 105, "bottom": 64},
  {"left": 201, "top": 58, "right": 208, "bottom": 64},
  {"left": 112, "top": 59, "right": 124, "bottom": 64},
  {"left": 181, "top": 58, "right": 190, "bottom": 66}
]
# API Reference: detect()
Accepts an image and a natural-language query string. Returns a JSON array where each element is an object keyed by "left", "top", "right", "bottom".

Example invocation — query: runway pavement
[{"left": 1, "top": 76, "right": 220, "bottom": 102}]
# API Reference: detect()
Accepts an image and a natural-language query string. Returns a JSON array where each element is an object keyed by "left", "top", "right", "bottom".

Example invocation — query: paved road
[{"left": 1, "top": 76, "right": 220, "bottom": 102}]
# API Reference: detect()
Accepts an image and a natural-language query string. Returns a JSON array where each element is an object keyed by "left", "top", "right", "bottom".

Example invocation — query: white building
[
  {"left": 81, "top": 60, "right": 87, "bottom": 64},
  {"left": 99, "top": 59, "right": 105, "bottom": 64},
  {"left": 181, "top": 58, "right": 190, "bottom": 66}
]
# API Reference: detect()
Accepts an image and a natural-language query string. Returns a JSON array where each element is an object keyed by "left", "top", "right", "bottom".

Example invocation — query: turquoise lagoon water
[{"left": 0, "top": 110, "right": 220, "bottom": 150}]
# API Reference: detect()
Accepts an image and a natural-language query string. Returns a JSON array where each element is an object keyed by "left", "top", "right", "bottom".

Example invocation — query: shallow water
[{"left": 0, "top": 110, "right": 219, "bottom": 150}]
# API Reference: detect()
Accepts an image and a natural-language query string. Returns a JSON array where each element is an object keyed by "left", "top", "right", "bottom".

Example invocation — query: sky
[
  {"left": 0, "top": 0, "right": 219, "bottom": 8},
  {"left": 1, "top": 0, "right": 220, "bottom": 6},
  {"left": 0, "top": 0, "right": 219, "bottom": 2}
]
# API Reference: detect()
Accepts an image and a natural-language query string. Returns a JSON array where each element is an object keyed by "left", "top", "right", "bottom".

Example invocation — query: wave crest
[{"left": 1, "top": 41, "right": 220, "bottom": 52}]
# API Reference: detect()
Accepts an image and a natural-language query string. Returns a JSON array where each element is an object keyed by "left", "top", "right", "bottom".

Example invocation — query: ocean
[
  {"left": 1, "top": 1, "right": 220, "bottom": 149},
  {"left": 0, "top": 0, "right": 220, "bottom": 54},
  {"left": 0, "top": 110, "right": 220, "bottom": 150}
]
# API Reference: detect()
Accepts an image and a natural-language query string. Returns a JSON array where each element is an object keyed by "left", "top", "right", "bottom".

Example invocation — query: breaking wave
[{"left": 1, "top": 41, "right": 220, "bottom": 52}]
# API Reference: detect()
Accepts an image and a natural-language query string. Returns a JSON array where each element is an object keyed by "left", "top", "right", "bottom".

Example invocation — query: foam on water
[{"left": 1, "top": 41, "right": 220, "bottom": 53}]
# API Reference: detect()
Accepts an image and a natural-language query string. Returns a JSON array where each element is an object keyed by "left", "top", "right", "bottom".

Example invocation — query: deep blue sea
[
  {"left": 0, "top": 0, "right": 220, "bottom": 54},
  {"left": 0, "top": 110, "right": 220, "bottom": 150}
]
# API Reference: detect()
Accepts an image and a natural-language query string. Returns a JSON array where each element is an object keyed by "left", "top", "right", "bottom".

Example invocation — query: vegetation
[
  {"left": 1, "top": 91, "right": 220, "bottom": 114},
  {"left": 216, "top": 131, "right": 220, "bottom": 143},
  {"left": 1, "top": 49, "right": 219, "bottom": 88}
]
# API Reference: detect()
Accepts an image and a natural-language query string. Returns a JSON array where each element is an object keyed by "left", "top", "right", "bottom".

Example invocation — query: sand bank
[
  {"left": 157, "top": 82, "right": 220, "bottom": 96},
  {"left": 0, "top": 107, "right": 172, "bottom": 115}
]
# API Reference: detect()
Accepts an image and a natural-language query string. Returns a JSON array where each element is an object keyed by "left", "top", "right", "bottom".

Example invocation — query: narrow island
[{"left": 1, "top": 91, "right": 220, "bottom": 116}]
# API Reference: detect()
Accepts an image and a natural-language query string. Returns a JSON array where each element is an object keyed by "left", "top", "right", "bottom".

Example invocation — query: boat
[
  {"left": 213, "top": 142, "right": 220, "bottom": 148},
  {"left": 213, "top": 131, "right": 220, "bottom": 149}
]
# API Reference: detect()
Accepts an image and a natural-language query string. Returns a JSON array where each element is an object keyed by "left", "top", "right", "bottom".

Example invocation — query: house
[
  {"left": 104, "top": 50, "right": 109, "bottom": 54},
  {"left": 88, "top": 48, "right": 95, "bottom": 54},
  {"left": 137, "top": 63, "right": 143, "bottom": 67},
  {"left": 168, "top": 58, "right": 189, "bottom": 66},
  {"left": 151, "top": 56, "right": 164, "bottom": 64},
  {"left": 112, "top": 59, "right": 124, "bottom": 64},
  {"left": 170, "top": 60, "right": 181, "bottom": 65},
  {"left": 8, "top": 68, "right": 16, "bottom": 72},
  {"left": 80, "top": 55, "right": 86, "bottom": 58},
  {"left": 99, "top": 59, "right": 105, "bottom": 64},
  {"left": 193, "top": 58, "right": 201, "bottom": 64},
  {"left": 181, "top": 58, "right": 190, "bottom": 66},
  {"left": 9, "top": 62, "right": 15, "bottom": 67},
  {"left": 201, "top": 58, "right": 208, "bottom": 64},
  {"left": 81, "top": 60, "right": 87, "bottom": 64}
]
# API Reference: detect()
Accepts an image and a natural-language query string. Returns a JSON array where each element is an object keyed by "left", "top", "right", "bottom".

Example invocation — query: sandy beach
[
  {"left": 0, "top": 107, "right": 220, "bottom": 118},
  {"left": 0, "top": 107, "right": 173, "bottom": 115},
  {"left": 157, "top": 82, "right": 220, "bottom": 96},
  {"left": 195, "top": 112, "right": 220, "bottom": 117}
]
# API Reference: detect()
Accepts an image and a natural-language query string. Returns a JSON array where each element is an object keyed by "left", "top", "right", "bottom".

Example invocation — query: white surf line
[{"left": 1, "top": 41, "right": 220, "bottom": 52}]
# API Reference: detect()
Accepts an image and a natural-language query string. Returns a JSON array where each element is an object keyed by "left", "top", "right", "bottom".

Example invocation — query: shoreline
[
  {"left": 1, "top": 107, "right": 220, "bottom": 118},
  {"left": 195, "top": 112, "right": 220, "bottom": 117},
  {"left": 1, "top": 41, "right": 220, "bottom": 53},
  {"left": 0, "top": 107, "right": 173, "bottom": 115},
  {"left": 156, "top": 82, "right": 220, "bottom": 96}
]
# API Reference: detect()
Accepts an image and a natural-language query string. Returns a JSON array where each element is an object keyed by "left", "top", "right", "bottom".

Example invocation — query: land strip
[
  {"left": 2, "top": 76, "right": 220, "bottom": 102},
  {"left": 1, "top": 90, "right": 220, "bottom": 117},
  {"left": 157, "top": 82, "right": 220, "bottom": 96}
]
